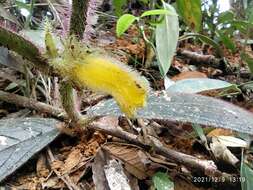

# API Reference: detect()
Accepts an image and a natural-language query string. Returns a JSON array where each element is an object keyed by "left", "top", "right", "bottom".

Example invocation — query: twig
[
  {"left": 88, "top": 121, "right": 223, "bottom": 178},
  {"left": 47, "top": 147, "right": 82, "bottom": 190},
  {"left": 177, "top": 49, "right": 221, "bottom": 67},
  {"left": 0, "top": 90, "right": 67, "bottom": 120}
]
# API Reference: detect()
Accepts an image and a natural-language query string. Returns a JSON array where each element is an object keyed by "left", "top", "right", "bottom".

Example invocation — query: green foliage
[
  {"left": 176, "top": 0, "right": 202, "bottom": 32},
  {"left": 140, "top": 9, "right": 172, "bottom": 17},
  {"left": 116, "top": 9, "right": 174, "bottom": 37},
  {"left": 152, "top": 172, "right": 174, "bottom": 190},
  {"left": 116, "top": 4, "right": 179, "bottom": 77},
  {"left": 113, "top": 0, "right": 127, "bottom": 16},
  {"left": 241, "top": 162, "right": 253, "bottom": 190},
  {"left": 217, "top": 31, "right": 237, "bottom": 53},
  {"left": 180, "top": 33, "right": 223, "bottom": 57},
  {"left": 116, "top": 14, "right": 138, "bottom": 37},
  {"left": 241, "top": 53, "right": 253, "bottom": 73},
  {"left": 218, "top": 11, "right": 235, "bottom": 23},
  {"left": 155, "top": 2, "right": 179, "bottom": 76}
]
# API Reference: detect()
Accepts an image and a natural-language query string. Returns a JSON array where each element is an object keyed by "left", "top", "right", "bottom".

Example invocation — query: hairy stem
[
  {"left": 59, "top": 0, "right": 89, "bottom": 124},
  {"left": 0, "top": 26, "right": 52, "bottom": 73},
  {"left": 59, "top": 82, "right": 81, "bottom": 123},
  {"left": 69, "top": 0, "right": 88, "bottom": 39}
]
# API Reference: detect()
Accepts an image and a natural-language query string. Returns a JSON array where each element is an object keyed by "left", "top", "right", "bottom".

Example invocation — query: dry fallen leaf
[
  {"left": 172, "top": 71, "right": 207, "bottom": 81},
  {"left": 62, "top": 148, "right": 82, "bottom": 174},
  {"left": 103, "top": 143, "right": 153, "bottom": 179}
]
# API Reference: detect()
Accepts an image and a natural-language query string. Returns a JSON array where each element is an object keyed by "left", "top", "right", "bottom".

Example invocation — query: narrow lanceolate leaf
[
  {"left": 166, "top": 78, "right": 235, "bottom": 93},
  {"left": 87, "top": 91, "right": 253, "bottom": 135},
  {"left": 140, "top": 9, "right": 173, "bottom": 18},
  {"left": 155, "top": 2, "right": 179, "bottom": 77},
  {"left": 176, "top": 0, "right": 202, "bottom": 32},
  {"left": 116, "top": 14, "right": 138, "bottom": 37},
  {"left": 0, "top": 117, "right": 60, "bottom": 182}
]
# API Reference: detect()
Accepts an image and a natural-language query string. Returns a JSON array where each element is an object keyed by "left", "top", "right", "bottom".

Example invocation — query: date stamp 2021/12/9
[{"left": 192, "top": 176, "right": 246, "bottom": 183}]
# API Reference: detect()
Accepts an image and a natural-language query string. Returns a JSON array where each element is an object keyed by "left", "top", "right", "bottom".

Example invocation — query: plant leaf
[
  {"left": 113, "top": 0, "right": 127, "bottom": 16},
  {"left": 0, "top": 117, "right": 60, "bottom": 182},
  {"left": 140, "top": 9, "right": 173, "bottom": 17},
  {"left": 181, "top": 33, "right": 224, "bottom": 57},
  {"left": 166, "top": 78, "right": 235, "bottom": 93},
  {"left": 241, "top": 52, "right": 253, "bottom": 73},
  {"left": 241, "top": 162, "right": 253, "bottom": 190},
  {"left": 152, "top": 172, "right": 174, "bottom": 190},
  {"left": 218, "top": 11, "right": 234, "bottom": 24},
  {"left": 192, "top": 124, "right": 208, "bottom": 147},
  {"left": 176, "top": 0, "right": 202, "bottom": 32},
  {"left": 87, "top": 91, "right": 253, "bottom": 135},
  {"left": 217, "top": 31, "right": 236, "bottom": 53},
  {"left": 155, "top": 2, "right": 179, "bottom": 77},
  {"left": 116, "top": 14, "right": 138, "bottom": 37}
]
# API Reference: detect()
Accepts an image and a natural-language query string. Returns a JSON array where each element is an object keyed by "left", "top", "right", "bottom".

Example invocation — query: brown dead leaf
[
  {"left": 36, "top": 154, "right": 50, "bottom": 178},
  {"left": 172, "top": 71, "right": 207, "bottom": 81},
  {"left": 103, "top": 143, "right": 153, "bottom": 180},
  {"left": 207, "top": 129, "right": 234, "bottom": 137},
  {"left": 51, "top": 160, "right": 64, "bottom": 172},
  {"left": 62, "top": 149, "right": 82, "bottom": 174},
  {"left": 92, "top": 149, "right": 110, "bottom": 190}
]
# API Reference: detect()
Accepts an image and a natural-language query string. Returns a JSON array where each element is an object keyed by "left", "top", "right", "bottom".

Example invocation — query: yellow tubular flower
[{"left": 48, "top": 36, "right": 149, "bottom": 118}]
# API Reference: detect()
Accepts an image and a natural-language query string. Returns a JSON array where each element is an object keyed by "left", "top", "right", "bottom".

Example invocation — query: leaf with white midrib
[
  {"left": 0, "top": 118, "right": 60, "bottom": 182},
  {"left": 87, "top": 91, "right": 253, "bottom": 135}
]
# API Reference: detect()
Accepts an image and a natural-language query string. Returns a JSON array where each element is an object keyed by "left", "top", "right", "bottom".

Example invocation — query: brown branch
[
  {"left": 177, "top": 49, "right": 221, "bottom": 66},
  {"left": 0, "top": 90, "right": 67, "bottom": 120},
  {"left": 89, "top": 121, "right": 223, "bottom": 178}
]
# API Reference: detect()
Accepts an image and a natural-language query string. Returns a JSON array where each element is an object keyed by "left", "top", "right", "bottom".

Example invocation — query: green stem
[
  {"left": 0, "top": 26, "right": 51, "bottom": 73},
  {"left": 59, "top": 82, "right": 81, "bottom": 123},
  {"left": 59, "top": 0, "right": 89, "bottom": 124},
  {"left": 69, "top": 0, "right": 88, "bottom": 39}
]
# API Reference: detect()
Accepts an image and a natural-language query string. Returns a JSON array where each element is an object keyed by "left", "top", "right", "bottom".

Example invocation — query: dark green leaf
[
  {"left": 87, "top": 91, "right": 253, "bottom": 135},
  {"left": 218, "top": 11, "right": 234, "bottom": 24},
  {"left": 112, "top": 0, "right": 127, "bottom": 16},
  {"left": 0, "top": 117, "right": 60, "bottom": 182},
  {"left": 217, "top": 31, "right": 236, "bottom": 53}
]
